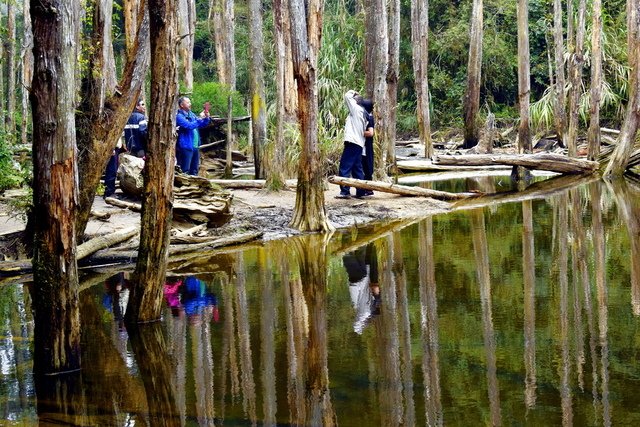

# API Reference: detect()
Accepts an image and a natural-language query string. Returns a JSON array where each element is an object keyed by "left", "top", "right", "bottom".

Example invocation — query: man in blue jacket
[
  {"left": 176, "top": 96, "right": 211, "bottom": 175},
  {"left": 124, "top": 99, "right": 148, "bottom": 158}
]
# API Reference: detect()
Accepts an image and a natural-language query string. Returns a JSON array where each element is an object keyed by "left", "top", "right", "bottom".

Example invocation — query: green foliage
[
  {"left": 189, "top": 82, "right": 248, "bottom": 118},
  {"left": 0, "top": 137, "right": 24, "bottom": 193}
]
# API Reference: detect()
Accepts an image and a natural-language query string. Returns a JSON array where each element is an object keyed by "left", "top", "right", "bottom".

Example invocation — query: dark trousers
[
  {"left": 338, "top": 142, "right": 365, "bottom": 196},
  {"left": 104, "top": 148, "right": 122, "bottom": 198},
  {"left": 176, "top": 147, "right": 199, "bottom": 175},
  {"left": 363, "top": 138, "right": 374, "bottom": 181}
]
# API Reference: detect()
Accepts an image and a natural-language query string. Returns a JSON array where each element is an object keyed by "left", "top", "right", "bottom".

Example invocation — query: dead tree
[
  {"left": 566, "top": 0, "right": 586, "bottom": 157},
  {"left": 587, "top": 0, "right": 603, "bottom": 160},
  {"left": 517, "top": 0, "right": 531, "bottom": 153},
  {"left": 411, "top": 0, "right": 432, "bottom": 158},
  {"left": 553, "top": 0, "right": 566, "bottom": 147},
  {"left": 249, "top": 0, "right": 267, "bottom": 179},
  {"left": 463, "top": 0, "right": 483, "bottom": 148}
]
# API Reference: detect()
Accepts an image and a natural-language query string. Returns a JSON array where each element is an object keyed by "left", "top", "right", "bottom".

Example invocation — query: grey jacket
[{"left": 343, "top": 90, "right": 366, "bottom": 148}]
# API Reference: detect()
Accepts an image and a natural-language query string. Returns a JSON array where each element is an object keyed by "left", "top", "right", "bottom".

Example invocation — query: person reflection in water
[
  {"left": 103, "top": 272, "right": 130, "bottom": 331},
  {"left": 342, "top": 243, "right": 381, "bottom": 334},
  {"left": 163, "top": 275, "right": 219, "bottom": 322}
]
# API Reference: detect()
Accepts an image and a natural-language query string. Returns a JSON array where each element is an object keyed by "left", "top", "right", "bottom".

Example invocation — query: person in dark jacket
[
  {"left": 176, "top": 96, "right": 211, "bottom": 175},
  {"left": 124, "top": 99, "right": 148, "bottom": 158},
  {"left": 361, "top": 99, "right": 375, "bottom": 196}
]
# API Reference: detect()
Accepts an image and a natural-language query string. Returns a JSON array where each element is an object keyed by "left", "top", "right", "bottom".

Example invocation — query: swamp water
[{"left": 3, "top": 179, "right": 640, "bottom": 425}]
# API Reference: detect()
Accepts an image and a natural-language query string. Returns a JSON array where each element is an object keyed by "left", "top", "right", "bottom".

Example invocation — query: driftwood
[
  {"left": 77, "top": 226, "right": 139, "bottom": 260},
  {"left": 433, "top": 153, "right": 599, "bottom": 174},
  {"left": 328, "top": 176, "right": 481, "bottom": 201},
  {"left": 90, "top": 210, "right": 111, "bottom": 221},
  {"left": 397, "top": 159, "right": 510, "bottom": 172},
  {"left": 208, "top": 179, "right": 297, "bottom": 189}
]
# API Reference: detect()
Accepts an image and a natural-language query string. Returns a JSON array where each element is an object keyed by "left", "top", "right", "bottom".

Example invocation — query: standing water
[{"left": 2, "top": 179, "right": 640, "bottom": 425}]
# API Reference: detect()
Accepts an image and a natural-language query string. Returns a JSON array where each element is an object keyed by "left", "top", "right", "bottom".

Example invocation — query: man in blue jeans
[
  {"left": 336, "top": 89, "right": 367, "bottom": 199},
  {"left": 176, "top": 96, "right": 211, "bottom": 175}
]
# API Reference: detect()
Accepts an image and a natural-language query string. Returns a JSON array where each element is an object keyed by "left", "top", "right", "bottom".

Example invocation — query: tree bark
[
  {"left": 20, "top": 0, "right": 34, "bottom": 146},
  {"left": 370, "top": 0, "right": 390, "bottom": 181},
  {"left": 517, "top": 0, "right": 531, "bottom": 153},
  {"left": 177, "top": 0, "right": 196, "bottom": 92},
  {"left": 587, "top": 0, "right": 603, "bottom": 160},
  {"left": 553, "top": 0, "right": 566, "bottom": 147},
  {"left": 210, "top": 0, "right": 236, "bottom": 88},
  {"left": 30, "top": 0, "right": 81, "bottom": 375},
  {"left": 126, "top": 0, "right": 178, "bottom": 323},
  {"left": 411, "top": 0, "right": 432, "bottom": 158},
  {"left": 288, "top": 0, "right": 332, "bottom": 232},
  {"left": 434, "top": 153, "right": 598, "bottom": 174},
  {"left": 604, "top": 0, "right": 640, "bottom": 176},
  {"left": 249, "top": 0, "right": 267, "bottom": 179},
  {"left": 5, "top": 0, "right": 16, "bottom": 140},
  {"left": 566, "top": 0, "right": 586, "bottom": 157},
  {"left": 386, "top": 0, "right": 400, "bottom": 177},
  {"left": 463, "top": 0, "right": 483, "bottom": 148}
]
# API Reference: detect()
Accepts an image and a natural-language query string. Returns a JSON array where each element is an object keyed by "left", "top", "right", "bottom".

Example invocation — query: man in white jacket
[{"left": 336, "top": 89, "right": 368, "bottom": 199}]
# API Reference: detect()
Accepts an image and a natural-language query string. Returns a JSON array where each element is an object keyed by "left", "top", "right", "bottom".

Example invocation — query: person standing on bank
[
  {"left": 124, "top": 99, "right": 148, "bottom": 158},
  {"left": 336, "top": 89, "right": 367, "bottom": 199},
  {"left": 361, "top": 99, "right": 375, "bottom": 196},
  {"left": 176, "top": 96, "right": 211, "bottom": 175}
]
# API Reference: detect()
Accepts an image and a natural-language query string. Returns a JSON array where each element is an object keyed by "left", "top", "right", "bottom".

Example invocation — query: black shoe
[
  {"left": 335, "top": 193, "right": 351, "bottom": 199},
  {"left": 353, "top": 194, "right": 366, "bottom": 200}
]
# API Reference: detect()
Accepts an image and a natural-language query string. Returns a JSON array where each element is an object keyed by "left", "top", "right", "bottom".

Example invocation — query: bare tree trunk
[
  {"left": 225, "top": 95, "right": 234, "bottom": 177},
  {"left": 249, "top": 0, "right": 267, "bottom": 179},
  {"left": 177, "top": 0, "right": 195, "bottom": 92},
  {"left": 566, "top": 0, "right": 586, "bottom": 157},
  {"left": 0, "top": 43, "right": 4, "bottom": 134},
  {"left": 30, "top": 0, "right": 81, "bottom": 375},
  {"left": 21, "top": 0, "right": 34, "bottom": 146},
  {"left": 553, "top": 0, "right": 566, "bottom": 147},
  {"left": 288, "top": 0, "right": 332, "bottom": 232},
  {"left": 463, "top": 0, "right": 483, "bottom": 149},
  {"left": 100, "top": 0, "right": 118, "bottom": 92},
  {"left": 210, "top": 0, "right": 236, "bottom": 88},
  {"left": 126, "top": 0, "right": 178, "bottom": 323},
  {"left": 123, "top": 0, "right": 141, "bottom": 56},
  {"left": 604, "top": 0, "right": 640, "bottom": 176},
  {"left": 517, "top": 0, "right": 531, "bottom": 153},
  {"left": 411, "top": 0, "right": 432, "bottom": 158},
  {"left": 5, "top": 0, "right": 16, "bottom": 140},
  {"left": 522, "top": 200, "right": 536, "bottom": 408},
  {"left": 587, "top": 0, "right": 603, "bottom": 160},
  {"left": 386, "top": 0, "right": 400, "bottom": 178},
  {"left": 370, "top": 0, "right": 390, "bottom": 180},
  {"left": 74, "top": 3, "right": 150, "bottom": 238}
]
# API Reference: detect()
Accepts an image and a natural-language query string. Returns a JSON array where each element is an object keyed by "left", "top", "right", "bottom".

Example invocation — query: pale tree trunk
[
  {"left": 0, "top": 43, "right": 4, "bottom": 134},
  {"left": 74, "top": 3, "right": 150, "bottom": 238},
  {"left": 126, "top": 0, "right": 178, "bottom": 323},
  {"left": 177, "top": 0, "right": 196, "bottom": 92},
  {"left": 123, "top": 0, "right": 142, "bottom": 57},
  {"left": 288, "top": 0, "right": 332, "bottom": 232},
  {"left": 386, "top": 0, "right": 400, "bottom": 178},
  {"left": 101, "top": 0, "right": 118, "bottom": 95},
  {"left": 268, "top": 0, "right": 290, "bottom": 189},
  {"left": 370, "top": 0, "right": 389, "bottom": 180},
  {"left": 210, "top": 0, "right": 236, "bottom": 88},
  {"left": 587, "top": 0, "right": 603, "bottom": 160},
  {"left": 553, "top": 0, "right": 566, "bottom": 147},
  {"left": 463, "top": 0, "right": 483, "bottom": 148},
  {"left": 21, "top": 0, "right": 34, "bottom": 146},
  {"left": 522, "top": 200, "right": 536, "bottom": 408},
  {"left": 283, "top": 2, "right": 298, "bottom": 122},
  {"left": 604, "top": 0, "right": 640, "bottom": 176},
  {"left": 30, "top": 0, "right": 81, "bottom": 375},
  {"left": 249, "top": 0, "right": 267, "bottom": 179},
  {"left": 5, "top": 0, "right": 16, "bottom": 140},
  {"left": 517, "top": 0, "right": 531, "bottom": 153},
  {"left": 566, "top": 0, "right": 586, "bottom": 157},
  {"left": 411, "top": 0, "right": 432, "bottom": 158}
]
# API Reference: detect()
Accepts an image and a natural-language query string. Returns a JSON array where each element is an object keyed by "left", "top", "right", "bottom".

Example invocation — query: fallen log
[
  {"left": 90, "top": 210, "right": 112, "bottom": 221},
  {"left": 208, "top": 179, "right": 297, "bottom": 189},
  {"left": 397, "top": 159, "right": 510, "bottom": 172},
  {"left": 77, "top": 226, "right": 139, "bottom": 260},
  {"left": 433, "top": 153, "right": 599, "bottom": 174},
  {"left": 328, "top": 176, "right": 481, "bottom": 201}
]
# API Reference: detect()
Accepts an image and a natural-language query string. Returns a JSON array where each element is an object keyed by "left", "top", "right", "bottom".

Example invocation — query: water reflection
[{"left": 7, "top": 178, "right": 640, "bottom": 424}]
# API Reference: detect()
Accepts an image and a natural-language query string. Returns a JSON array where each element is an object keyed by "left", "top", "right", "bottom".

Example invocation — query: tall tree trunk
[
  {"left": 177, "top": 0, "right": 195, "bottom": 92},
  {"left": 268, "top": 0, "right": 289, "bottom": 189},
  {"left": 517, "top": 0, "right": 531, "bottom": 153},
  {"left": 21, "top": 0, "right": 34, "bottom": 145},
  {"left": 30, "top": 0, "right": 81, "bottom": 375},
  {"left": 123, "top": 0, "right": 142, "bottom": 57},
  {"left": 249, "top": 0, "right": 267, "bottom": 179},
  {"left": 288, "top": 0, "right": 332, "bottom": 232},
  {"left": 0, "top": 43, "right": 4, "bottom": 134},
  {"left": 5, "top": 0, "right": 16, "bottom": 141},
  {"left": 210, "top": 0, "right": 236, "bottom": 88},
  {"left": 370, "top": 0, "right": 389, "bottom": 180},
  {"left": 126, "top": 0, "right": 178, "bottom": 323},
  {"left": 411, "top": 0, "right": 432, "bottom": 158},
  {"left": 553, "top": 0, "right": 566, "bottom": 147},
  {"left": 587, "top": 0, "right": 603, "bottom": 160},
  {"left": 522, "top": 200, "right": 536, "bottom": 407},
  {"left": 74, "top": 4, "right": 150, "bottom": 238},
  {"left": 604, "top": 0, "right": 640, "bottom": 177},
  {"left": 386, "top": 0, "right": 400, "bottom": 179},
  {"left": 566, "top": 0, "right": 586, "bottom": 157},
  {"left": 463, "top": 0, "right": 483, "bottom": 149}
]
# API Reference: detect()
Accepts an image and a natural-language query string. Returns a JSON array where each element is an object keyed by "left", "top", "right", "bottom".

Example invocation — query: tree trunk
[
  {"left": 566, "top": 0, "right": 586, "bottom": 157},
  {"left": 553, "top": 0, "right": 566, "bottom": 147},
  {"left": 21, "top": 0, "right": 34, "bottom": 146},
  {"left": 126, "top": 0, "right": 178, "bottom": 323},
  {"left": 177, "top": 0, "right": 195, "bottom": 92},
  {"left": 370, "top": 0, "right": 390, "bottom": 180},
  {"left": 210, "top": 0, "right": 236, "bottom": 89},
  {"left": 587, "top": 0, "right": 603, "bottom": 160},
  {"left": 249, "top": 0, "right": 267, "bottom": 179},
  {"left": 517, "top": 0, "right": 531, "bottom": 153},
  {"left": 30, "top": 0, "right": 81, "bottom": 375},
  {"left": 288, "top": 0, "right": 332, "bottom": 232},
  {"left": 74, "top": 5, "right": 150, "bottom": 239},
  {"left": 463, "top": 0, "right": 483, "bottom": 148},
  {"left": 5, "top": 0, "right": 16, "bottom": 140},
  {"left": 411, "top": 0, "right": 432, "bottom": 158},
  {"left": 124, "top": 0, "right": 142, "bottom": 57},
  {"left": 386, "top": 0, "right": 400, "bottom": 179},
  {"left": 604, "top": 0, "right": 640, "bottom": 176}
]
